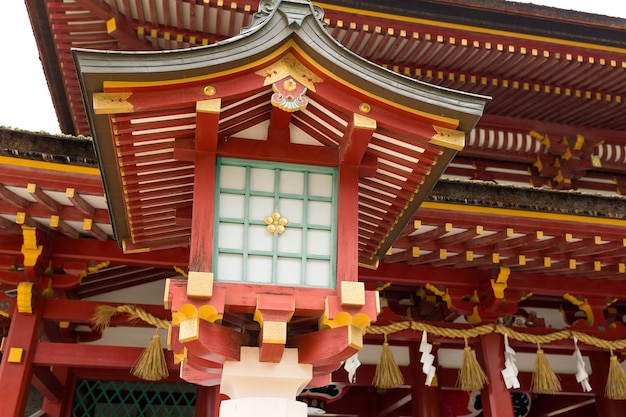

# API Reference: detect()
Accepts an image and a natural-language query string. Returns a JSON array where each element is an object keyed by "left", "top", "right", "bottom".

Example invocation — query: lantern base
[{"left": 219, "top": 347, "right": 313, "bottom": 417}]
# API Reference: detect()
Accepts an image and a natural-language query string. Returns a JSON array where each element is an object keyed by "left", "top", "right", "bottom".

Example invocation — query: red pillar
[
  {"left": 367, "top": 387, "right": 378, "bottom": 417},
  {"left": 589, "top": 351, "right": 626, "bottom": 417},
  {"left": 0, "top": 298, "right": 43, "bottom": 417},
  {"left": 478, "top": 333, "right": 514, "bottom": 417},
  {"left": 196, "top": 386, "right": 222, "bottom": 417},
  {"left": 41, "top": 366, "right": 70, "bottom": 417},
  {"left": 410, "top": 342, "right": 443, "bottom": 417},
  {"left": 336, "top": 164, "right": 360, "bottom": 283},
  {"left": 189, "top": 151, "right": 216, "bottom": 273}
]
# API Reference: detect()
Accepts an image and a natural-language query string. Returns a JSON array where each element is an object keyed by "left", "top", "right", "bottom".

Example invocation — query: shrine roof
[
  {"left": 72, "top": 0, "right": 491, "bottom": 265},
  {"left": 2, "top": 128, "right": 626, "bottom": 286},
  {"left": 8, "top": 0, "right": 626, "bottom": 312},
  {"left": 5, "top": 0, "right": 626, "bottom": 283},
  {"left": 27, "top": 0, "right": 626, "bottom": 136},
  {"left": 322, "top": 0, "right": 626, "bottom": 47},
  {"left": 23, "top": 0, "right": 626, "bottom": 196},
  {"left": 0, "top": 127, "right": 96, "bottom": 167}
]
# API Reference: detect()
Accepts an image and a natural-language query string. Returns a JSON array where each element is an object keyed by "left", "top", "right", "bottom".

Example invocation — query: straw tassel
[
  {"left": 372, "top": 334, "right": 404, "bottom": 389},
  {"left": 458, "top": 338, "right": 488, "bottom": 392},
  {"left": 90, "top": 305, "right": 171, "bottom": 381},
  {"left": 605, "top": 350, "right": 626, "bottom": 400},
  {"left": 532, "top": 344, "right": 561, "bottom": 394},
  {"left": 131, "top": 331, "right": 169, "bottom": 381}
]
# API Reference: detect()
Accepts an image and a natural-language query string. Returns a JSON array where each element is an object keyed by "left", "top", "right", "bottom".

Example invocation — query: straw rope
[
  {"left": 92, "top": 305, "right": 626, "bottom": 351},
  {"left": 90, "top": 304, "right": 171, "bottom": 333},
  {"left": 92, "top": 304, "right": 626, "bottom": 351},
  {"left": 116, "top": 305, "right": 171, "bottom": 329},
  {"left": 365, "top": 321, "right": 626, "bottom": 352},
  {"left": 91, "top": 304, "right": 626, "bottom": 394}
]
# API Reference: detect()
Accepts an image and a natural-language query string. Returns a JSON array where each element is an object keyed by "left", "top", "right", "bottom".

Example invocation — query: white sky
[{"left": 0, "top": 1, "right": 624, "bottom": 135}]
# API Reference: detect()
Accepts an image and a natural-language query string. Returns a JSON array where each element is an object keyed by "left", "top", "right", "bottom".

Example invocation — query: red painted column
[
  {"left": 336, "top": 164, "right": 360, "bottom": 284},
  {"left": 409, "top": 342, "right": 443, "bottom": 417},
  {"left": 41, "top": 366, "right": 70, "bottom": 417},
  {"left": 189, "top": 151, "right": 216, "bottom": 272},
  {"left": 0, "top": 298, "right": 43, "bottom": 417},
  {"left": 478, "top": 333, "right": 514, "bottom": 417},
  {"left": 189, "top": 99, "right": 220, "bottom": 273},
  {"left": 367, "top": 387, "right": 378, "bottom": 417},
  {"left": 196, "top": 386, "right": 221, "bottom": 417},
  {"left": 589, "top": 351, "right": 626, "bottom": 417}
]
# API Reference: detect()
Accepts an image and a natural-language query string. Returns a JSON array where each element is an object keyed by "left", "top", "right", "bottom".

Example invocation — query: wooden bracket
[{"left": 253, "top": 294, "right": 295, "bottom": 363}]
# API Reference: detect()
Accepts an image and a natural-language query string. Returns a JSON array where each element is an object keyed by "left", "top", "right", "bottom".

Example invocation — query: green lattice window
[
  {"left": 71, "top": 380, "right": 196, "bottom": 417},
  {"left": 214, "top": 158, "right": 338, "bottom": 288}
]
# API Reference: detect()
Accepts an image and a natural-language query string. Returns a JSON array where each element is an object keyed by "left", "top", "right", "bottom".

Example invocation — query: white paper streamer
[
  {"left": 344, "top": 352, "right": 361, "bottom": 383},
  {"left": 573, "top": 336, "right": 592, "bottom": 392},
  {"left": 501, "top": 334, "right": 520, "bottom": 389},
  {"left": 419, "top": 330, "right": 436, "bottom": 386}
]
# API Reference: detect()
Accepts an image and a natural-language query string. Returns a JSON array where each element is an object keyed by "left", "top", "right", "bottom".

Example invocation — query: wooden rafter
[
  {"left": 0, "top": 184, "right": 29, "bottom": 209},
  {"left": 73, "top": 0, "right": 154, "bottom": 50}
]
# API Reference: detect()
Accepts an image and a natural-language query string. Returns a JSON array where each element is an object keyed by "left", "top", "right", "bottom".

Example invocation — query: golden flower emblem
[
  {"left": 264, "top": 211, "right": 289, "bottom": 234},
  {"left": 283, "top": 78, "right": 297, "bottom": 92}
]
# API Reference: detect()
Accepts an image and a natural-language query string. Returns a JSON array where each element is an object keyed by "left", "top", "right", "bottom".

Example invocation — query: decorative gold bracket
[
  {"left": 424, "top": 283, "right": 452, "bottom": 308},
  {"left": 17, "top": 282, "right": 34, "bottom": 314},
  {"left": 21, "top": 226, "right": 43, "bottom": 268},
  {"left": 563, "top": 293, "right": 594, "bottom": 326},
  {"left": 491, "top": 266, "right": 511, "bottom": 299}
]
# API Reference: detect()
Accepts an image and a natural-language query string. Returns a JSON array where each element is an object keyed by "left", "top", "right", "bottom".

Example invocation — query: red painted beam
[
  {"left": 359, "top": 263, "right": 626, "bottom": 300},
  {"left": 0, "top": 164, "right": 103, "bottom": 194},
  {"left": 33, "top": 342, "right": 179, "bottom": 372},
  {"left": 43, "top": 298, "right": 170, "bottom": 325},
  {"left": 217, "top": 137, "right": 339, "bottom": 166},
  {"left": 104, "top": 73, "right": 267, "bottom": 112},
  {"left": 21, "top": 235, "right": 187, "bottom": 267}
]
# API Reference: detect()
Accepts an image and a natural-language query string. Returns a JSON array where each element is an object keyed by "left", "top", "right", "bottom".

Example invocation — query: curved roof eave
[{"left": 73, "top": 0, "right": 489, "bottom": 132}]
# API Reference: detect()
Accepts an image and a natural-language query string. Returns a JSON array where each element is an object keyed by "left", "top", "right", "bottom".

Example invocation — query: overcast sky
[{"left": 0, "top": 1, "right": 624, "bottom": 135}]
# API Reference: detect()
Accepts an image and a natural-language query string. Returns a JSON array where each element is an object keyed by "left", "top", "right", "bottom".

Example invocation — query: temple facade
[{"left": 1, "top": 0, "right": 626, "bottom": 416}]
